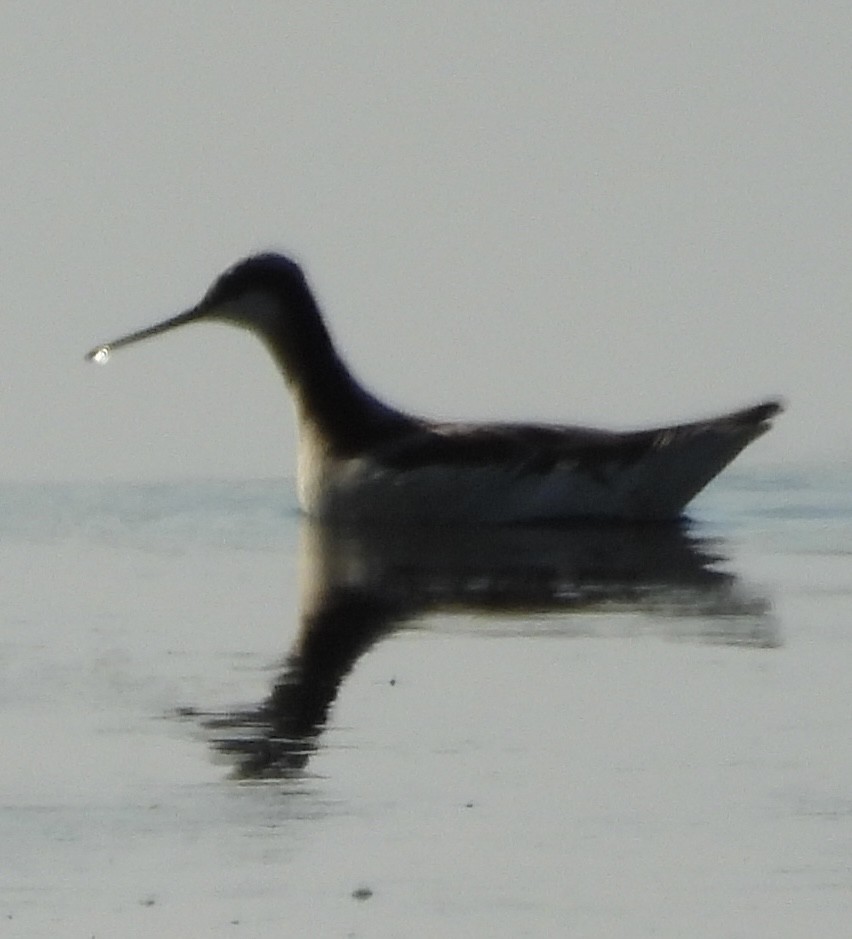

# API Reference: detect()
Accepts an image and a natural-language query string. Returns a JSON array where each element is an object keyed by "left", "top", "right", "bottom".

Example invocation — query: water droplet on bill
[{"left": 91, "top": 346, "right": 111, "bottom": 364}]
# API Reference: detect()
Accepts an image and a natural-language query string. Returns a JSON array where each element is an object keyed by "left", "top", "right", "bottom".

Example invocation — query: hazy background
[{"left": 2, "top": 2, "right": 849, "bottom": 482}]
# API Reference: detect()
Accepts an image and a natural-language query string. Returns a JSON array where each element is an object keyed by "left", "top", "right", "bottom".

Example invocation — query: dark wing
[{"left": 371, "top": 399, "right": 783, "bottom": 476}]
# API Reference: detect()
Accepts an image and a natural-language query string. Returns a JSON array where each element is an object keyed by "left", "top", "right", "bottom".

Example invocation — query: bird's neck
[{"left": 257, "top": 291, "right": 414, "bottom": 457}]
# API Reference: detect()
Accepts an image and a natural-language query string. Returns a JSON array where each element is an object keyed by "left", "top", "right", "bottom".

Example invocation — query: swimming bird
[{"left": 86, "top": 253, "right": 782, "bottom": 523}]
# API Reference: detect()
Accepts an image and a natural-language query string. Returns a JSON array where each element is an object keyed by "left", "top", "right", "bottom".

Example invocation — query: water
[{"left": 1, "top": 465, "right": 851, "bottom": 937}]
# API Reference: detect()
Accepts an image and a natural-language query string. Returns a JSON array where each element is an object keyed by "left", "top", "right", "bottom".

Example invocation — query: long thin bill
[{"left": 85, "top": 306, "right": 205, "bottom": 362}]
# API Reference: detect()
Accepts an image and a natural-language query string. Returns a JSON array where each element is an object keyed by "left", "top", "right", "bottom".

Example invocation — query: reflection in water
[{"left": 202, "top": 521, "right": 777, "bottom": 779}]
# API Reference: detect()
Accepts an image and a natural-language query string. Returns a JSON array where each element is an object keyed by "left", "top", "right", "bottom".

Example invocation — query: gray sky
[{"left": 2, "top": 3, "right": 849, "bottom": 481}]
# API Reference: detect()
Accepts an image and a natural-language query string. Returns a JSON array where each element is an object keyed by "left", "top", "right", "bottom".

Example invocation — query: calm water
[{"left": 1, "top": 465, "right": 851, "bottom": 937}]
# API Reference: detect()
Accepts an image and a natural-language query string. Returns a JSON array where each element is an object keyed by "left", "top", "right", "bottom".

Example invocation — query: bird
[{"left": 86, "top": 253, "right": 782, "bottom": 524}]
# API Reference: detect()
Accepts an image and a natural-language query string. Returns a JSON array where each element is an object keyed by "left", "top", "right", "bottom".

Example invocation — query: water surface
[{"left": 1, "top": 466, "right": 851, "bottom": 936}]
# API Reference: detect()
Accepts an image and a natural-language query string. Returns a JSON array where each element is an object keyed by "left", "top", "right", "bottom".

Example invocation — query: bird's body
[
  {"left": 87, "top": 253, "right": 782, "bottom": 524},
  {"left": 297, "top": 405, "right": 779, "bottom": 524}
]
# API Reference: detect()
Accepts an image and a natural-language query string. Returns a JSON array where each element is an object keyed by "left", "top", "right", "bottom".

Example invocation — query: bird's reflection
[{"left": 202, "top": 521, "right": 777, "bottom": 779}]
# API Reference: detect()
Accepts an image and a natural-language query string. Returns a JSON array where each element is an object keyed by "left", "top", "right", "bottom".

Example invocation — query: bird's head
[{"left": 86, "top": 252, "right": 313, "bottom": 362}]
